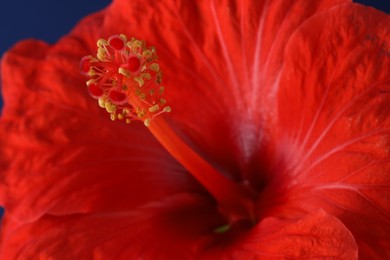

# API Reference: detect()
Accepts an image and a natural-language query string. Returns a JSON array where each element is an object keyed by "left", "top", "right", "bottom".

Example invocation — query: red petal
[
  {"left": 240, "top": 210, "right": 358, "bottom": 258},
  {"left": 102, "top": 0, "right": 349, "bottom": 180},
  {"left": 0, "top": 205, "right": 357, "bottom": 259},
  {"left": 0, "top": 13, "right": 203, "bottom": 223},
  {"left": 0, "top": 194, "right": 223, "bottom": 259},
  {"left": 272, "top": 4, "right": 390, "bottom": 258}
]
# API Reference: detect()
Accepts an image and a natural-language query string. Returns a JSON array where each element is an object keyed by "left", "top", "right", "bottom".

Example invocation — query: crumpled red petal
[
  {"left": 270, "top": 4, "right": 390, "bottom": 259},
  {"left": 0, "top": 194, "right": 222, "bottom": 259},
  {"left": 0, "top": 11, "right": 204, "bottom": 223},
  {"left": 241, "top": 210, "right": 358, "bottom": 259},
  {"left": 0, "top": 198, "right": 357, "bottom": 259}
]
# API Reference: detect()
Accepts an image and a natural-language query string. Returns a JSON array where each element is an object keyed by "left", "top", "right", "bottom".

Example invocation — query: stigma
[{"left": 80, "top": 34, "right": 171, "bottom": 126}]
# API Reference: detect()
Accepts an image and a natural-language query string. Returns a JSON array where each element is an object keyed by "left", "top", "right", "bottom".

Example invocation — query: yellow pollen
[
  {"left": 98, "top": 97, "right": 106, "bottom": 108},
  {"left": 81, "top": 34, "right": 171, "bottom": 126},
  {"left": 97, "top": 39, "right": 107, "bottom": 47},
  {"left": 134, "top": 77, "right": 145, "bottom": 87},
  {"left": 105, "top": 101, "right": 116, "bottom": 114},
  {"left": 118, "top": 67, "right": 131, "bottom": 77},
  {"left": 149, "top": 63, "right": 160, "bottom": 72},
  {"left": 149, "top": 104, "right": 160, "bottom": 113},
  {"left": 159, "top": 86, "right": 165, "bottom": 95},
  {"left": 144, "top": 118, "right": 151, "bottom": 127},
  {"left": 97, "top": 48, "right": 107, "bottom": 61},
  {"left": 142, "top": 50, "right": 152, "bottom": 58}
]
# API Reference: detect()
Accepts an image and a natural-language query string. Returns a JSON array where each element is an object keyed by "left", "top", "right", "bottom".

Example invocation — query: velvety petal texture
[
  {"left": 103, "top": 0, "right": 350, "bottom": 182},
  {"left": 0, "top": 205, "right": 357, "bottom": 259},
  {"left": 272, "top": 4, "right": 390, "bottom": 259},
  {"left": 0, "top": 0, "right": 388, "bottom": 258}
]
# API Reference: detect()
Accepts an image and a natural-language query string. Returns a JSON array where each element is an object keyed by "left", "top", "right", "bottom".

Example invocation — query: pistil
[
  {"left": 81, "top": 34, "right": 257, "bottom": 225},
  {"left": 80, "top": 34, "right": 170, "bottom": 125},
  {"left": 149, "top": 118, "right": 257, "bottom": 224}
]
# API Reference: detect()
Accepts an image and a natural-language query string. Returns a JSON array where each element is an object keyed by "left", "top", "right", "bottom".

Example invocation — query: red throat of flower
[{"left": 81, "top": 35, "right": 257, "bottom": 228}]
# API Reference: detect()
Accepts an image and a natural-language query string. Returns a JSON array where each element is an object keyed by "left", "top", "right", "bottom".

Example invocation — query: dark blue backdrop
[{"left": 0, "top": 0, "right": 389, "bottom": 219}]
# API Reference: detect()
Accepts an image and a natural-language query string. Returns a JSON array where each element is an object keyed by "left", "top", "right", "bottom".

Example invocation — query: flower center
[
  {"left": 80, "top": 34, "right": 171, "bottom": 126},
  {"left": 81, "top": 34, "right": 257, "bottom": 231}
]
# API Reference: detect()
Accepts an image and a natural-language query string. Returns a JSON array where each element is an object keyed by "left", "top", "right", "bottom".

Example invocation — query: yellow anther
[
  {"left": 126, "top": 41, "right": 133, "bottom": 49},
  {"left": 98, "top": 97, "right": 106, "bottom": 108},
  {"left": 126, "top": 118, "right": 131, "bottom": 124},
  {"left": 137, "top": 109, "right": 146, "bottom": 118},
  {"left": 159, "top": 86, "right": 165, "bottom": 95},
  {"left": 141, "top": 73, "right": 151, "bottom": 80},
  {"left": 118, "top": 114, "right": 124, "bottom": 120},
  {"left": 160, "top": 98, "right": 167, "bottom": 104},
  {"left": 86, "top": 79, "right": 96, "bottom": 86},
  {"left": 97, "top": 48, "right": 107, "bottom": 61},
  {"left": 97, "top": 39, "right": 107, "bottom": 47},
  {"left": 144, "top": 118, "right": 151, "bottom": 127},
  {"left": 163, "top": 106, "right": 172, "bottom": 112},
  {"left": 127, "top": 39, "right": 143, "bottom": 52},
  {"left": 149, "top": 104, "right": 160, "bottom": 113},
  {"left": 88, "top": 70, "right": 96, "bottom": 77},
  {"left": 110, "top": 114, "right": 116, "bottom": 121},
  {"left": 142, "top": 50, "right": 152, "bottom": 58},
  {"left": 133, "top": 40, "right": 142, "bottom": 48},
  {"left": 105, "top": 101, "right": 116, "bottom": 113},
  {"left": 119, "top": 34, "right": 127, "bottom": 41},
  {"left": 134, "top": 77, "right": 144, "bottom": 86},
  {"left": 149, "top": 63, "right": 159, "bottom": 72},
  {"left": 118, "top": 67, "right": 130, "bottom": 77}
]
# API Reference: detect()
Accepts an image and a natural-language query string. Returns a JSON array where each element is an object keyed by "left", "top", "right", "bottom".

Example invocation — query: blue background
[{"left": 0, "top": 0, "right": 389, "bottom": 218}]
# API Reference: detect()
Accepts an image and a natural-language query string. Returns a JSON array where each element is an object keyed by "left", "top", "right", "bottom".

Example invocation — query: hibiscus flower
[{"left": 0, "top": 0, "right": 389, "bottom": 258}]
